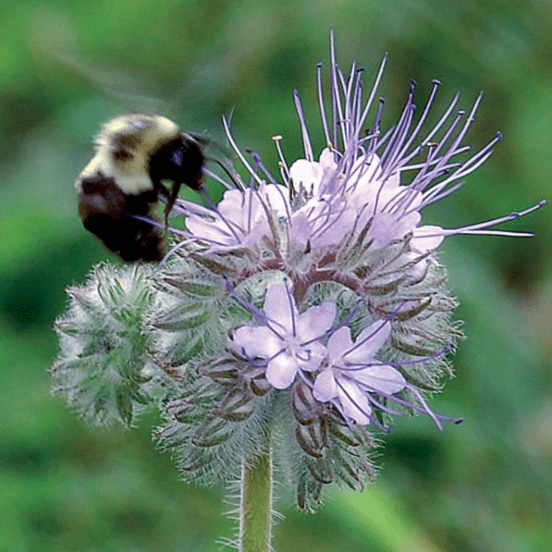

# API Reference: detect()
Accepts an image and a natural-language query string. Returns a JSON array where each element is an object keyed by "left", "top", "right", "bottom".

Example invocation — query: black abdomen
[{"left": 78, "top": 176, "right": 166, "bottom": 262}]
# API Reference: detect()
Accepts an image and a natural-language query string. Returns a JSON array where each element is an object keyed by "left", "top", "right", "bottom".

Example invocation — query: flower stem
[{"left": 240, "top": 449, "right": 273, "bottom": 552}]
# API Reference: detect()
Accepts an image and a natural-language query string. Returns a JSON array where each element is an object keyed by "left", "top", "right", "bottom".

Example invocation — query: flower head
[{"left": 172, "top": 32, "right": 543, "bottom": 261}]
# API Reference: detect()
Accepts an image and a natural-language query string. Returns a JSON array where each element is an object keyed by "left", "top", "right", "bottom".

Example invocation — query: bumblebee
[{"left": 76, "top": 114, "right": 204, "bottom": 261}]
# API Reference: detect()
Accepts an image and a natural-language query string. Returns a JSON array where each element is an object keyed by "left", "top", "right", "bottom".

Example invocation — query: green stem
[{"left": 240, "top": 449, "right": 273, "bottom": 552}]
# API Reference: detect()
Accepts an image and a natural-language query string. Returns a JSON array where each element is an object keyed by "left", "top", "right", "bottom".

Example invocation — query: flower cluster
[
  {"left": 229, "top": 281, "right": 424, "bottom": 428},
  {"left": 53, "top": 31, "right": 544, "bottom": 510}
]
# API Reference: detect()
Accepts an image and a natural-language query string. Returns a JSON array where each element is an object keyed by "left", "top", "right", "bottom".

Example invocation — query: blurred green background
[{"left": 1, "top": 1, "right": 551, "bottom": 551}]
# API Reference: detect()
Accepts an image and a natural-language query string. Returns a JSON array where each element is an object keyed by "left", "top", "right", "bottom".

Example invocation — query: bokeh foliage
[{"left": 1, "top": 0, "right": 551, "bottom": 550}]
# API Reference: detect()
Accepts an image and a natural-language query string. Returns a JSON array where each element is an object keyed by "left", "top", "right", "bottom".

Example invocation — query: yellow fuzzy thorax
[{"left": 77, "top": 115, "right": 180, "bottom": 195}]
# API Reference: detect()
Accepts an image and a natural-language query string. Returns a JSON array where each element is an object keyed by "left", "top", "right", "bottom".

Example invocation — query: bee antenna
[
  {"left": 205, "top": 154, "right": 241, "bottom": 188},
  {"left": 187, "top": 131, "right": 211, "bottom": 145}
]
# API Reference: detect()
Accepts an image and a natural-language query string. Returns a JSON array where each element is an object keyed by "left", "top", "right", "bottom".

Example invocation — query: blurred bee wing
[{"left": 48, "top": 49, "right": 173, "bottom": 116}]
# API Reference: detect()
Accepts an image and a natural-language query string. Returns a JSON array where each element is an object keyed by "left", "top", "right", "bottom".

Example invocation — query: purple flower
[
  {"left": 231, "top": 282, "right": 336, "bottom": 389},
  {"left": 175, "top": 183, "right": 288, "bottom": 252},
  {"left": 313, "top": 321, "right": 405, "bottom": 424},
  {"left": 289, "top": 195, "right": 357, "bottom": 248}
]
